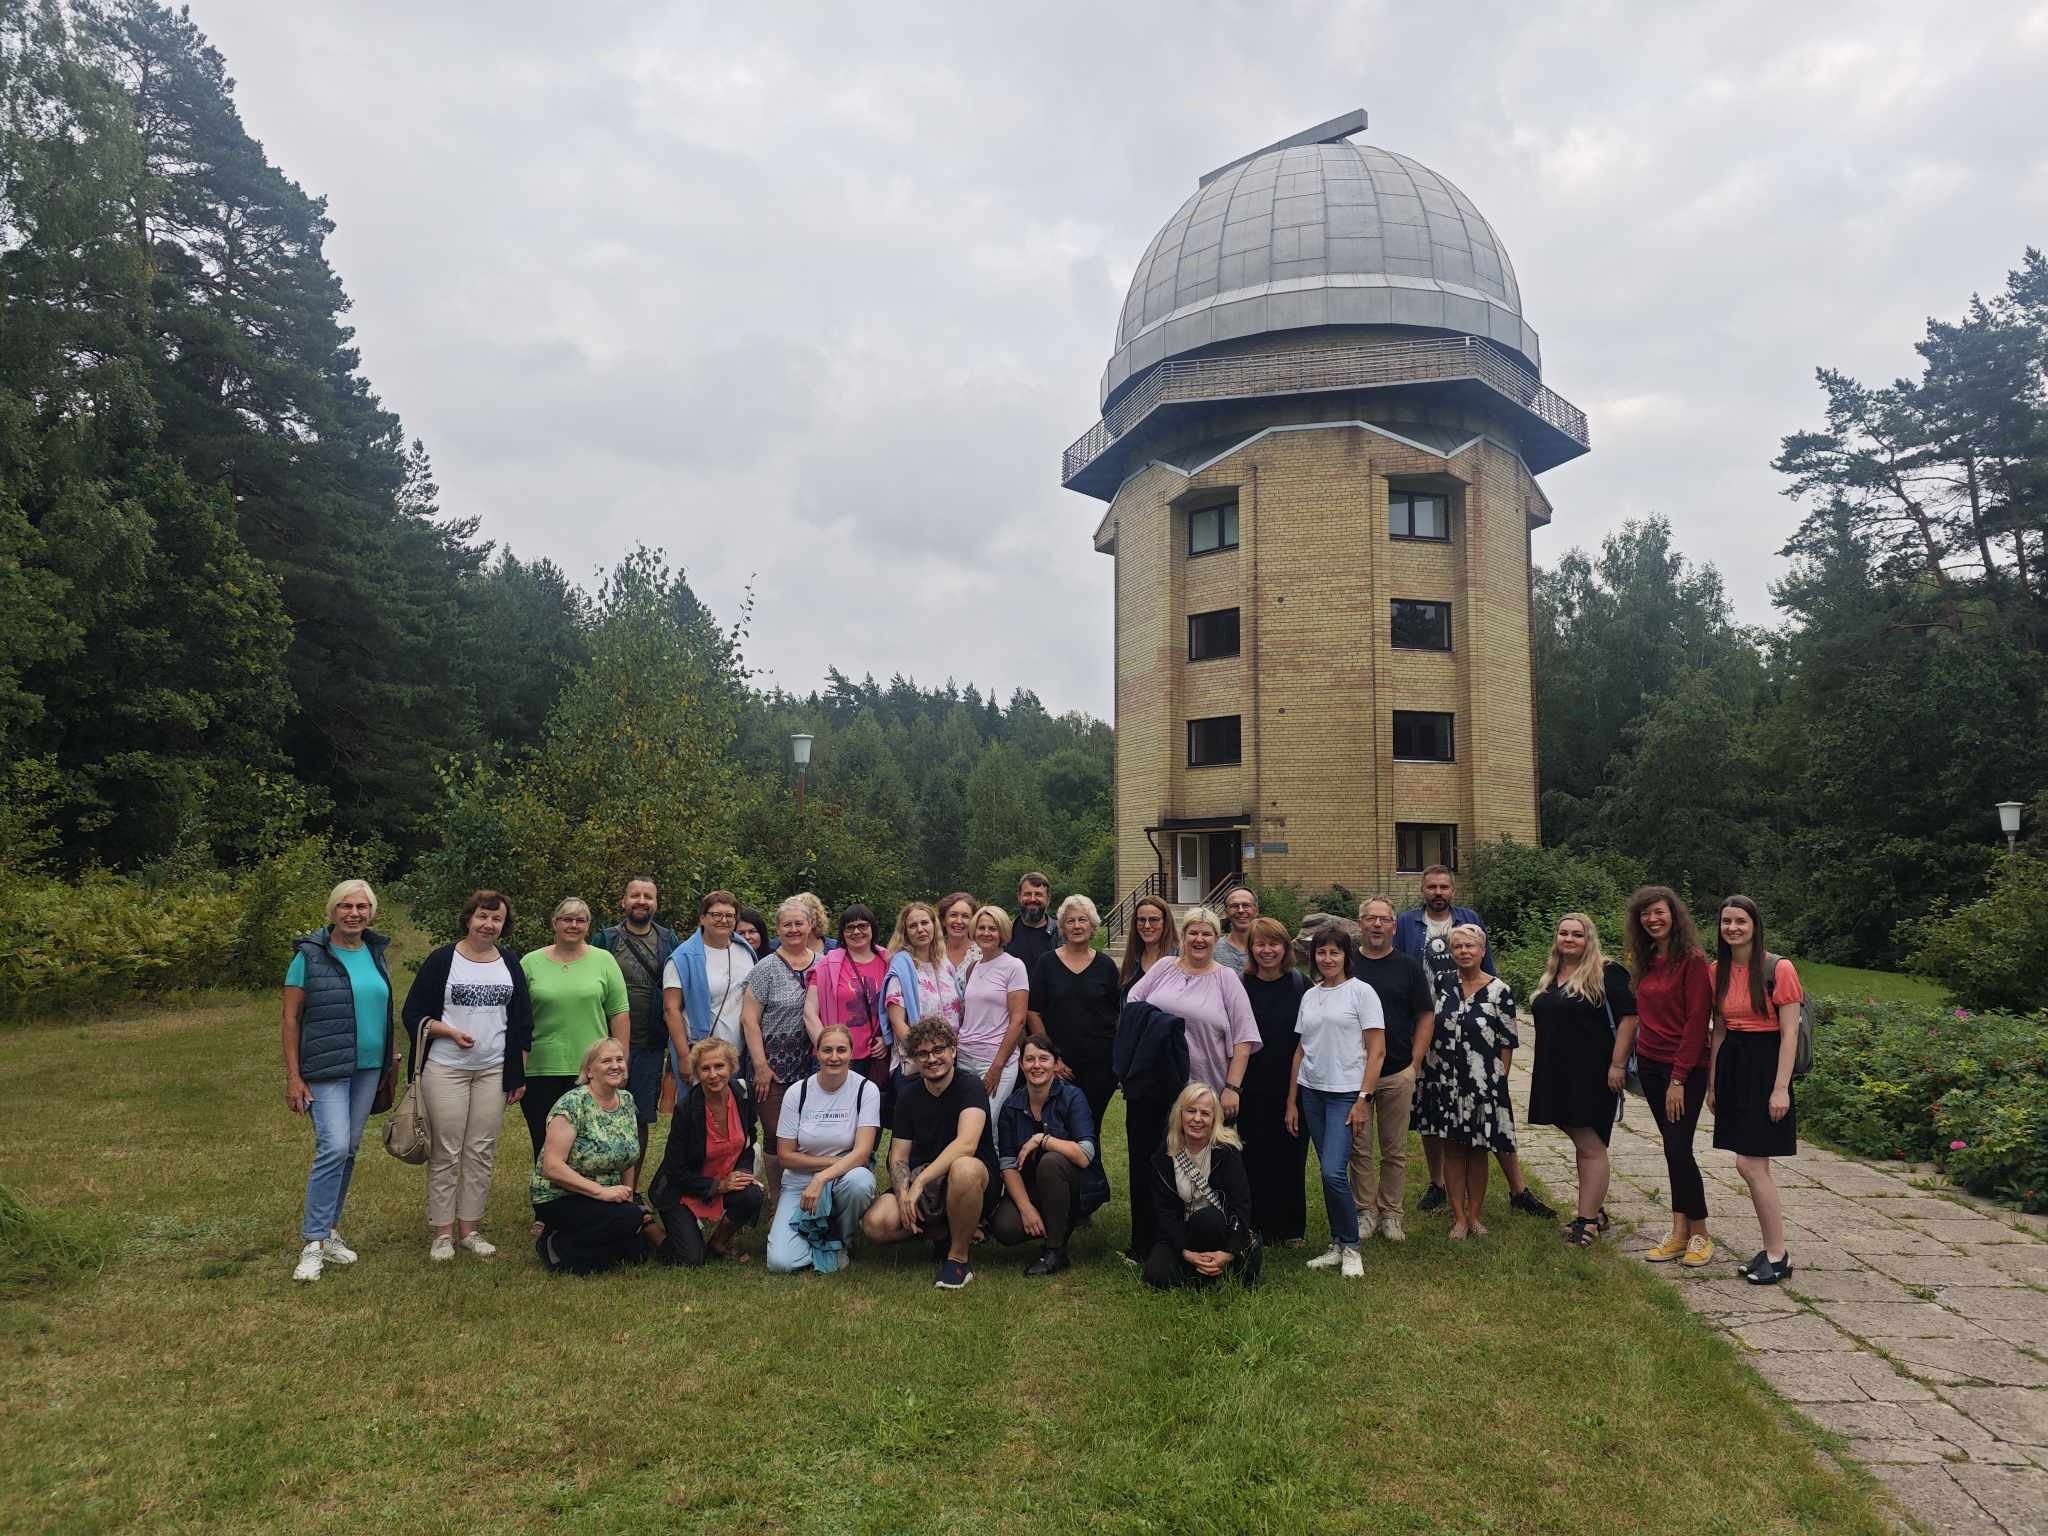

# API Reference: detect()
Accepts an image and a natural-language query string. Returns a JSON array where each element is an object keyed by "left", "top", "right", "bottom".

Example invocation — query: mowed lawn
[
  {"left": 1792, "top": 959, "right": 1947, "bottom": 1007},
  {"left": 0, "top": 994, "right": 1897, "bottom": 1536}
]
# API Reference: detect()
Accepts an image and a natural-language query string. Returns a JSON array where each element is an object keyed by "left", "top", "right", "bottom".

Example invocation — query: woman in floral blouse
[
  {"left": 531, "top": 1037, "right": 650, "bottom": 1273},
  {"left": 1411, "top": 924, "right": 1518, "bottom": 1241}
]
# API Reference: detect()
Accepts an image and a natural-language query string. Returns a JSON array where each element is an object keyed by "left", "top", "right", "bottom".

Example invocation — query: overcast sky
[{"left": 192, "top": 0, "right": 2048, "bottom": 718}]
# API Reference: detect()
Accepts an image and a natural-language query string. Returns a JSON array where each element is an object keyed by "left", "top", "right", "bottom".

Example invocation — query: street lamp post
[
  {"left": 791, "top": 733, "right": 814, "bottom": 815},
  {"left": 1995, "top": 800, "right": 2022, "bottom": 857}
]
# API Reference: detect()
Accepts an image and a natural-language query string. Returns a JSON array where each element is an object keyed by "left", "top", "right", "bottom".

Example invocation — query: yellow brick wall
[{"left": 1100, "top": 419, "right": 1546, "bottom": 902}]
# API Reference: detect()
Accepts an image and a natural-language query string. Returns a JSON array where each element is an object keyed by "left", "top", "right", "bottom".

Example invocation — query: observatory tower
[{"left": 1063, "top": 111, "right": 1589, "bottom": 914}]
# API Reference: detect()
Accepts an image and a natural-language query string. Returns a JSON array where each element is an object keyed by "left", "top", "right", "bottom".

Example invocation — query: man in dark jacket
[{"left": 594, "top": 877, "right": 680, "bottom": 1176}]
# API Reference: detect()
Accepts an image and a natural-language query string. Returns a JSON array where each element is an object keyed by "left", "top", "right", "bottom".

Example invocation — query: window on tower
[
  {"left": 1187, "top": 608, "right": 1240, "bottom": 661},
  {"left": 1391, "top": 599, "right": 1452, "bottom": 651},
  {"left": 1187, "top": 715, "right": 1242, "bottom": 767},
  {"left": 1396, "top": 823, "right": 1458, "bottom": 873},
  {"left": 1392, "top": 711, "right": 1455, "bottom": 762},
  {"left": 1187, "top": 498, "right": 1239, "bottom": 557},
  {"left": 1390, "top": 489, "right": 1450, "bottom": 541}
]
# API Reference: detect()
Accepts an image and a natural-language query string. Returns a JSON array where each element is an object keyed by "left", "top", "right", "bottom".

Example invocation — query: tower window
[
  {"left": 1390, "top": 490, "right": 1450, "bottom": 541},
  {"left": 1396, "top": 823, "right": 1458, "bottom": 873},
  {"left": 1187, "top": 608, "right": 1240, "bottom": 661},
  {"left": 1187, "top": 715, "right": 1241, "bottom": 767},
  {"left": 1391, "top": 600, "right": 1452, "bottom": 651},
  {"left": 1187, "top": 499, "right": 1239, "bottom": 557},
  {"left": 1392, "top": 711, "right": 1455, "bottom": 762}
]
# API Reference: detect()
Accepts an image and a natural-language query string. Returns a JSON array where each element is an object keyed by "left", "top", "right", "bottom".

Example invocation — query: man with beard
[
  {"left": 1005, "top": 872, "right": 1058, "bottom": 970},
  {"left": 594, "top": 876, "right": 680, "bottom": 1180},
  {"left": 1395, "top": 866, "right": 1554, "bottom": 1221}
]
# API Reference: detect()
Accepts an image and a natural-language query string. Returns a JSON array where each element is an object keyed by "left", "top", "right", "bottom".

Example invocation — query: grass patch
[
  {"left": 0, "top": 1185, "right": 112, "bottom": 1298},
  {"left": 0, "top": 993, "right": 1898, "bottom": 1534},
  {"left": 1792, "top": 959, "right": 1946, "bottom": 1006}
]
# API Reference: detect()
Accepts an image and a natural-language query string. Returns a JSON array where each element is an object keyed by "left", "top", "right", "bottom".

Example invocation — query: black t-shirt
[
  {"left": 1240, "top": 970, "right": 1309, "bottom": 1098},
  {"left": 1006, "top": 916, "right": 1058, "bottom": 972},
  {"left": 892, "top": 1069, "right": 1000, "bottom": 1182},
  {"left": 1028, "top": 950, "right": 1121, "bottom": 1070},
  {"left": 1353, "top": 950, "right": 1435, "bottom": 1075}
]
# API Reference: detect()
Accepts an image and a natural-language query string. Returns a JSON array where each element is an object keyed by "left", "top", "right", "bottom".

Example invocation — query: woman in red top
[
  {"left": 1708, "top": 895, "right": 1803, "bottom": 1286},
  {"left": 1620, "top": 885, "right": 1715, "bottom": 1268},
  {"left": 649, "top": 1038, "right": 761, "bottom": 1265}
]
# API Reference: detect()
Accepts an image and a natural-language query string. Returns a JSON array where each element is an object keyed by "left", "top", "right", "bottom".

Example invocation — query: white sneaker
[
  {"left": 292, "top": 1241, "right": 324, "bottom": 1282},
  {"left": 1341, "top": 1245, "right": 1364, "bottom": 1279},
  {"left": 1379, "top": 1214, "right": 1406, "bottom": 1243},
  {"left": 1305, "top": 1243, "right": 1344, "bottom": 1270},
  {"left": 321, "top": 1232, "right": 359, "bottom": 1265},
  {"left": 429, "top": 1235, "right": 455, "bottom": 1262},
  {"left": 458, "top": 1233, "right": 497, "bottom": 1258}
]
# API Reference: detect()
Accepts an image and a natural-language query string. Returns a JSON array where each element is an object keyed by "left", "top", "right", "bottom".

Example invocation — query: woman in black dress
[
  {"left": 1526, "top": 912, "right": 1636, "bottom": 1247},
  {"left": 1027, "top": 895, "right": 1123, "bottom": 1137},
  {"left": 1236, "top": 916, "right": 1309, "bottom": 1246}
]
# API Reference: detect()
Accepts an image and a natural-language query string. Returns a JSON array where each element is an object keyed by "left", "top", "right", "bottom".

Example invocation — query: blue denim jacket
[{"left": 996, "top": 1076, "right": 1111, "bottom": 1216}]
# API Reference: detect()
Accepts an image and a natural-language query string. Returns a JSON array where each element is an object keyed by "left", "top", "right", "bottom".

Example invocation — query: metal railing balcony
[{"left": 1061, "top": 334, "right": 1589, "bottom": 489}]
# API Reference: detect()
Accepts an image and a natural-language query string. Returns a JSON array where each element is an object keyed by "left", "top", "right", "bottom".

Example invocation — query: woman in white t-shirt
[
  {"left": 400, "top": 890, "right": 536, "bottom": 1262},
  {"left": 1282, "top": 926, "right": 1384, "bottom": 1279},
  {"left": 764, "top": 1025, "right": 881, "bottom": 1274}
]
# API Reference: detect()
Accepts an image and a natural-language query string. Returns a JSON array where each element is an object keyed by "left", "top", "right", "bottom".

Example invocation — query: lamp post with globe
[{"left": 1996, "top": 800, "right": 2022, "bottom": 857}]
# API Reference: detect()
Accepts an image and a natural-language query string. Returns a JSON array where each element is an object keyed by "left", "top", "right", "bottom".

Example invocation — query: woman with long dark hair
[
  {"left": 1708, "top": 896, "right": 1804, "bottom": 1285},
  {"left": 805, "top": 903, "right": 891, "bottom": 1089},
  {"left": 1118, "top": 895, "right": 1178, "bottom": 1002},
  {"left": 1236, "top": 917, "right": 1308, "bottom": 1247},
  {"left": 1624, "top": 885, "right": 1715, "bottom": 1268}
]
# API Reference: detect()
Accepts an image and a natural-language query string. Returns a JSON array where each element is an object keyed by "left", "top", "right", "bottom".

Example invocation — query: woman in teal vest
[{"left": 282, "top": 879, "right": 397, "bottom": 1283}]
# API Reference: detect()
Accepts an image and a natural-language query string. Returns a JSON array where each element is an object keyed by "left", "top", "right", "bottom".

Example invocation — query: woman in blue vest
[{"left": 282, "top": 879, "right": 398, "bottom": 1283}]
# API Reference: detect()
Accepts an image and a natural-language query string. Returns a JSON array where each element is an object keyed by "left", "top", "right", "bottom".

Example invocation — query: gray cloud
[{"left": 196, "top": 0, "right": 2048, "bottom": 714}]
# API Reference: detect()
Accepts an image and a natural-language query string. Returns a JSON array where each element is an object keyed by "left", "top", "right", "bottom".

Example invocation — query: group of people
[{"left": 279, "top": 865, "right": 1803, "bottom": 1293}]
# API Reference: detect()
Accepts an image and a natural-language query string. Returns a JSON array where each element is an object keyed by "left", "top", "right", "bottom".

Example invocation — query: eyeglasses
[
  {"left": 844, "top": 922, "right": 871, "bottom": 932},
  {"left": 912, "top": 1047, "right": 953, "bottom": 1062}
]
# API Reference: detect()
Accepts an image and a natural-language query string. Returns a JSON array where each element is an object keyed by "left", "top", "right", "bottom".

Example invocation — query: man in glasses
[
  {"left": 1214, "top": 887, "right": 1259, "bottom": 974},
  {"left": 862, "top": 1020, "right": 1001, "bottom": 1289}
]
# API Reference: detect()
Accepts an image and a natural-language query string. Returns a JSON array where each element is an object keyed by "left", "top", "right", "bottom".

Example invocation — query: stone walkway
[{"left": 1508, "top": 1059, "right": 2048, "bottom": 1535}]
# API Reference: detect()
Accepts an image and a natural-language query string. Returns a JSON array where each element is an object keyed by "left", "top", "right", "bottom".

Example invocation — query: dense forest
[{"left": 3, "top": 1, "right": 2044, "bottom": 1014}]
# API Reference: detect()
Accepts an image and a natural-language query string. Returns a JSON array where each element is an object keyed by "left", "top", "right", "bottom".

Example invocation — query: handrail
[
  {"left": 1199, "top": 870, "right": 1246, "bottom": 912},
  {"left": 1062, "top": 334, "right": 1588, "bottom": 484},
  {"left": 1103, "top": 870, "right": 1168, "bottom": 953}
]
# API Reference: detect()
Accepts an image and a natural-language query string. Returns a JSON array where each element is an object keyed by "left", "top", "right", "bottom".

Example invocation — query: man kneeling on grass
[{"left": 861, "top": 1019, "right": 1000, "bottom": 1289}]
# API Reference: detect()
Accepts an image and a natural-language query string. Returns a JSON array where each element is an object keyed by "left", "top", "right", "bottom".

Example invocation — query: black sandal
[
  {"left": 1563, "top": 1216, "right": 1597, "bottom": 1247},
  {"left": 1594, "top": 1208, "right": 1613, "bottom": 1233},
  {"left": 1740, "top": 1251, "right": 1792, "bottom": 1285}
]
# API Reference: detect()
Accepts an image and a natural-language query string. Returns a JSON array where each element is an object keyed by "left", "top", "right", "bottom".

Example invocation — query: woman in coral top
[
  {"left": 1708, "top": 895, "right": 1803, "bottom": 1286},
  {"left": 1621, "top": 885, "right": 1715, "bottom": 1268}
]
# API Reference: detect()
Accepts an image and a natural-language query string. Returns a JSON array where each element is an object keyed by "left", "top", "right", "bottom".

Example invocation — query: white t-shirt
[
  {"left": 429, "top": 950, "right": 515, "bottom": 1070},
  {"left": 662, "top": 943, "right": 756, "bottom": 1049},
  {"left": 1294, "top": 977, "right": 1385, "bottom": 1093},
  {"left": 776, "top": 1072, "right": 881, "bottom": 1158}
]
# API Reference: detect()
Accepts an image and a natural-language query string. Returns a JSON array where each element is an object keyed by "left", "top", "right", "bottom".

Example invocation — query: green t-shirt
[
  {"left": 529, "top": 1084, "right": 639, "bottom": 1205},
  {"left": 521, "top": 947, "right": 630, "bottom": 1078},
  {"left": 284, "top": 943, "right": 390, "bottom": 1071}
]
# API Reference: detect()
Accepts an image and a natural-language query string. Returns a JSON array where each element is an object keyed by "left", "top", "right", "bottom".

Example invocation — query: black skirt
[{"left": 1711, "top": 1029, "right": 1797, "bottom": 1158}]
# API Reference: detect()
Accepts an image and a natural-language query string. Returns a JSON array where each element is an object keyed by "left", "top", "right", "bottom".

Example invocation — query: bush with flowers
[{"left": 1798, "top": 1000, "right": 2048, "bottom": 1211}]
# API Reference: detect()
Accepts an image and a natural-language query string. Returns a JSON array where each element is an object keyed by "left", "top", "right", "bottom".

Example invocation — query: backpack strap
[{"left": 1761, "top": 952, "right": 1780, "bottom": 1004}]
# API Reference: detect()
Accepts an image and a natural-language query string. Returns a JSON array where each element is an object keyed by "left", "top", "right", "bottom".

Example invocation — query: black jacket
[
  {"left": 649, "top": 1081, "right": 759, "bottom": 1210},
  {"left": 400, "top": 943, "right": 535, "bottom": 1094},
  {"left": 1149, "top": 1142, "right": 1255, "bottom": 1257},
  {"left": 1113, "top": 998, "right": 1191, "bottom": 1105}
]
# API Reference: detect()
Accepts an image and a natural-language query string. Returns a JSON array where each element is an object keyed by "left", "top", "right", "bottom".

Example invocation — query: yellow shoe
[
  {"left": 1681, "top": 1234, "right": 1716, "bottom": 1268},
  {"left": 1644, "top": 1233, "right": 1687, "bottom": 1263}
]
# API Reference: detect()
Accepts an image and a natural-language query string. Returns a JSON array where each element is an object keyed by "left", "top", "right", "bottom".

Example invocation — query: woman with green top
[
  {"left": 520, "top": 898, "right": 630, "bottom": 1162},
  {"left": 532, "top": 1037, "right": 651, "bottom": 1273},
  {"left": 282, "top": 878, "right": 399, "bottom": 1283}
]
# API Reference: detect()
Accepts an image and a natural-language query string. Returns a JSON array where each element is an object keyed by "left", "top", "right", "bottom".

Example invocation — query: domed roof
[{"left": 1104, "top": 141, "right": 1541, "bottom": 405}]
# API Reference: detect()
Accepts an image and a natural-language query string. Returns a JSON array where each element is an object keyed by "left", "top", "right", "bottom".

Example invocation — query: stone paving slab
[{"left": 1507, "top": 1055, "right": 2048, "bottom": 1535}]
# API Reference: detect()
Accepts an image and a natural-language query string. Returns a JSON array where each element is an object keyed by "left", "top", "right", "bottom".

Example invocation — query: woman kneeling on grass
[
  {"left": 765, "top": 1025, "right": 880, "bottom": 1274},
  {"left": 1143, "top": 1081, "right": 1261, "bottom": 1290},
  {"left": 1708, "top": 896, "right": 1803, "bottom": 1286},
  {"left": 532, "top": 1037, "right": 651, "bottom": 1274},
  {"left": 649, "top": 1038, "right": 762, "bottom": 1266},
  {"left": 1411, "top": 925, "right": 1517, "bottom": 1241},
  {"left": 991, "top": 1035, "right": 1108, "bottom": 1276},
  {"left": 1525, "top": 913, "right": 1636, "bottom": 1248}
]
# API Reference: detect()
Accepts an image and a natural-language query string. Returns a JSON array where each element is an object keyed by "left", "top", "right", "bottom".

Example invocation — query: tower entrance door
[{"left": 1174, "top": 829, "right": 1242, "bottom": 905}]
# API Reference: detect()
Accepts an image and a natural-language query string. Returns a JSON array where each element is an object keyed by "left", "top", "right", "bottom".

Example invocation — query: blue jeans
[
  {"left": 1300, "top": 1085, "right": 1361, "bottom": 1247},
  {"left": 765, "top": 1167, "right": 877, "bottom": 1273},
  {"left": 302, "top": 1068, "right": 382, "bottom": 1241}
]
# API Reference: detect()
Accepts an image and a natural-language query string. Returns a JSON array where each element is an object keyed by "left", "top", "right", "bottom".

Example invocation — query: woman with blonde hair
[
  {"left": 648, "top": 1037, "right": 760, "bottom": 1266},
  {"left": 742, "top": 897, "right": 820, "bottom": 1207},
  {"left": 1526, "top": 913, "right": 1637, "bottom": 1246},
  {"left": 1141, "top": 1081, "right": 1261, "bottom": 1289},
  {"left": 531, "top": 1036, "right": 650, "bottom": 1274},
  {"left": 282, "top": 878, "right": 398, "bottom": 1282},
  {"left": 1411, "top": 924, "right": 1517, "bottom": 1240},
  {"left": 520, "top": 897, "right": 630, "bottom": 1162},
  {"left": 958, "top": 905, "right": 1030, "bottom": 1107},
  {"left": 936, "top": 891, "right": 978, "bottom": 974},
  {"left": 1117, "top": 894, "right": 1177, "bottom": 1002},
  {"left": 883, "top": 901, "right": 960, "bottom": 1076}
]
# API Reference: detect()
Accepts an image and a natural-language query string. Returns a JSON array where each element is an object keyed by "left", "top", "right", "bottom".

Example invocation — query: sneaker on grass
[
  {"left": 321, "top": 1232, "right": 359, "bottom": 1265},
  {"left": 429, "top": 1235, "right": 455, "bottom": 1263},
  {"left": 1417, "top": 1184, "right": 1448, "bottom": 1213},
  {"left": 934, "top": 1258, "right": 974, "bottom": 1290},
  {"left": 1379, "top": 1214, "right": 1406, "bottom": 1243},
  {"left": 458, "top": 1233, "right": 497, "bottom": 1258},
  {"left": 1340, "top": 1246, "right": 1364, "bottom": 1280},
  {"left": 1305, "top": 1243, "right": 1344, "bottom": 1271},
  {"left": 292, "top": 1242, "right": 324, "bottom": 1283},
  {"left": 1510, "top": 1189, "right": 1557, "bottom": 1220}
]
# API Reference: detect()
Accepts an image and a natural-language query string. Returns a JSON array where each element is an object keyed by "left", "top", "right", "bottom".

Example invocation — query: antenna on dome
[{"left": 1197, "top": 108, "right": 1367, "bottom": 188}]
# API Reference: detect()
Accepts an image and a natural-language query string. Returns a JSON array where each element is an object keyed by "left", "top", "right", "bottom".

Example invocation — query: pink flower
[
  {"left": 1950, "top": 1140, "right": 1968, "bottom": 1151},
  {"left": 1955, "top": 1008, "right": 1972, "bottom": 1019}
]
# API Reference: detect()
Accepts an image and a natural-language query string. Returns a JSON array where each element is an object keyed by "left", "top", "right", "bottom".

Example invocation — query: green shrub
[
  {"left": 0, "top": 1184, "right": 112, "bottom": 1296},
  {"left": 1306, "top": 884, "right": 1358, "bottom": 918},
  {"left": 1465, "top": 838, "right": 1645, "bottom": 953},
  {"left": 1900, "top": 853, "right": 2048, "bottom": 1012},
  {"left": 1254, "top": 881, "right": 1307, "bottom": 937},
  {"left": 1798, "top": 1000, "right": 2048, "bottom": 1211}
]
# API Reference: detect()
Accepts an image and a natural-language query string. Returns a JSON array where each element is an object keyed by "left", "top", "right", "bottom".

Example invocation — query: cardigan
[
  {"left": 1112, "top": 999, "right": 1191, "bottom": 1106},
  {"left": 1148, "top": 1142, "right": 1254, "bottom": 1257},
  {"left": 401, "top": 942, "right": 535, "bottom": 1094},
  {"left": 649, "top": 1079, "right": 759, "bottom": 1210}
]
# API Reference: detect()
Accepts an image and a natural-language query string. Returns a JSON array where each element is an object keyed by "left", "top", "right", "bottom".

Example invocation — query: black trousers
[
  {"left": 521, "top": 1075, "right": 578, "bottom": 1161},
  {"left": 1237, "top": 1086, "right": 1307, "bottom": 1243},
  {"left": 654, "top": 1183, "right": 764, "bottom": 1267},
  {"left": 990, "top": 1151, "right": 1083, "bottom": 1248},
  {"left": 1142, "top": 1206, "right": 1263, "bottom": 1290},
  {"left": 534, "top": 1194, "right": 650, "bottom": 1275},
  {"left": 1068, "top": 1061, "right": 1118, "bottom": 1142},
  {"left": 1124, "top": 1092, "right": 1171, "bottom": 1256},
  {"left": 1637, "top": 1057, "right": 1709, "bottom": 1220}
]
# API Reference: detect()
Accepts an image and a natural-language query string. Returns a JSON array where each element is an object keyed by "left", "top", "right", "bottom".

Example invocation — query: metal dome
[{"left": 1104, "top": 140, "right": 1541, "bottom": 406}]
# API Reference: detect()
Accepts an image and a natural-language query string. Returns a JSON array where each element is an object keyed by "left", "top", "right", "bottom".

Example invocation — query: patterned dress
[
  {"left": 1412, "top": 975, "right": 1519, "bottom": 1153},
  {"left": 529, "top": 1085, "right": 639, "bottom": 1205}
]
